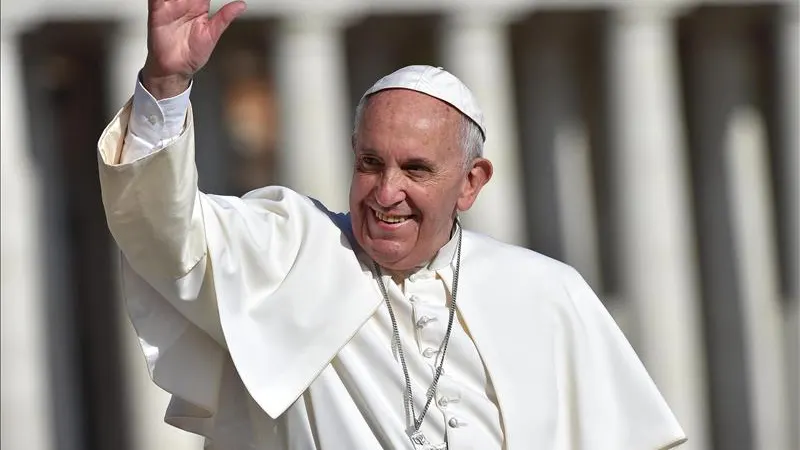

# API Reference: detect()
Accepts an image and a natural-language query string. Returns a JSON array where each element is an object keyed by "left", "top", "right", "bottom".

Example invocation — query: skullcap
[{"left": 361, "top": 65, "right": 486, "bottom": 141}]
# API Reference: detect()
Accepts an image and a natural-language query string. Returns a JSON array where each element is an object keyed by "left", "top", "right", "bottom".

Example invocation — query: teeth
[{"left": 375, "top": 210, "right": 409, "bottom": 224}]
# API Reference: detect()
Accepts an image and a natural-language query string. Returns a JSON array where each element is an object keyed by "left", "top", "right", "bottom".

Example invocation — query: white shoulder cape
[{"left": 99, "top": 103, "right": 686, "bottom": 449}]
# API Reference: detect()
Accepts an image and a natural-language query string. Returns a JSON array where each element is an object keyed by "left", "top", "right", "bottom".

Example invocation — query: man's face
[{"left": 349, "top": 89, "right": 490, "bottom": 272}]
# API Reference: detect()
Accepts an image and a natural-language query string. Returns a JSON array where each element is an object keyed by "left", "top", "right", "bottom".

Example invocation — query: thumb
[{"left": 208, "top": 1, "right": 248, "bottom": 43}]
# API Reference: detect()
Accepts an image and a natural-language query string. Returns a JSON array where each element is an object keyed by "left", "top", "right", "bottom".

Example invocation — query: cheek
[
  {"left": 349, "top": 174, "right": 372, "bottom": 203},
  {"left": 414, "top": 184, "right": 461, "bottom": 222},
  {"left": 349, "top": 175, "right": 377, "bottom": 230},
  {"left": 409, "top": 187, "right": 442, "bottom": 217}
]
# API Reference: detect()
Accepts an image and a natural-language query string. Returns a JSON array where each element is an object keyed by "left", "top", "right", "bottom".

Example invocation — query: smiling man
[
  {"left": 350, "top": 81, "right": 492, "bottom": 275},
  {"left": 97, "top": 1, "right": 687, "bottom": 449}
]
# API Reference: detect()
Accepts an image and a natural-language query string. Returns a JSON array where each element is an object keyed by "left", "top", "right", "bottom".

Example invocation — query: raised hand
[{"left": 143, "top": 0, "right": 247, "bottom": 99}]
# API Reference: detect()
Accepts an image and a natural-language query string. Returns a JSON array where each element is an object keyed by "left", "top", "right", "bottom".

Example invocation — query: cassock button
[
  {"left": 422, "top": 348, "right": 438, "bottom": 358},
  {"left": 409, "top": 295, "right": 420, "bottom": 303},
  {"left": 448, "top": 417, "right": 462, "bottom": 428},
  {"left": 437, "top": 397, "right": 449, "bottom": 408}
]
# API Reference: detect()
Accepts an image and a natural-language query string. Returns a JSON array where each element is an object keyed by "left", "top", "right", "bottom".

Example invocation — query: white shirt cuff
[{"left": 121, "top": 74, "right": 192, "bottom": 164}]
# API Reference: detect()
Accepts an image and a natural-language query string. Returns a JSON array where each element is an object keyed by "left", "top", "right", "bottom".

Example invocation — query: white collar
[
  {"left": 419, "top": 221, "right": 460, "bottom": 273},
  {"left": 347, "top": 217, "right": 461, "bottom": 281}
]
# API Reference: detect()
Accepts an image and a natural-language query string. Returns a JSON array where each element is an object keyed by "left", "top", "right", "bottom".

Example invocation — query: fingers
[{"left": 208, "top": 1, "right": 247, "bottom": 44}]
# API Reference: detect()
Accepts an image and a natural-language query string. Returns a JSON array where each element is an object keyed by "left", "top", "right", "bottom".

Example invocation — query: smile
[{"left": 374, "top": 210, "right": 411, "bottom": 224}]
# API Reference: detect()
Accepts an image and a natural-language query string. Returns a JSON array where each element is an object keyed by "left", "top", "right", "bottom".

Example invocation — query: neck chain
[{"left": 372, "top": 225, "right": 463, "bottom": 450}]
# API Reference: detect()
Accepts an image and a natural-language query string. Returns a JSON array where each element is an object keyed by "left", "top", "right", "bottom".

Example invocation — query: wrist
[{"left": 141, "top": 66, "right": 191, "bottom": 100}]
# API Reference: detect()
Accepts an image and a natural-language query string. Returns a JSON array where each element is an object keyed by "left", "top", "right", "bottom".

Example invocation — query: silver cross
[{"left": 408, "top": 429, "right": 436, "bottom": 450}]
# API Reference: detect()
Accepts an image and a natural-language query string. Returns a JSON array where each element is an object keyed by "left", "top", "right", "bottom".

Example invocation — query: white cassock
[{"left": 96, "top": 80, "right": 687, "bottom": 450}]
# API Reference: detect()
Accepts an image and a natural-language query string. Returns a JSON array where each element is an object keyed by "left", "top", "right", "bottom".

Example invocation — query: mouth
[{"left": 373, "top": 209, "right": 412, "bottom": 225}]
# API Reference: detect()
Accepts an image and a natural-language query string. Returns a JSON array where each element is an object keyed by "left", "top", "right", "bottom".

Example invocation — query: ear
[{"left": 456, "top": 158, "right": 493, "bottom": 211}]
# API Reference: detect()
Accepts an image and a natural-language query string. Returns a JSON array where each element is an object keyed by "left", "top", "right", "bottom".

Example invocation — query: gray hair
[{"left": 352, "top": 94, "right": 484, "bottom": 170}]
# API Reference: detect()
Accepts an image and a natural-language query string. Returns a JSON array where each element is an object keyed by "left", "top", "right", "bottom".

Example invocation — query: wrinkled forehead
[
  {"left": 354, "top": 91, "right": 466, "bottom": 163},
  {"left": 363, "top": 88, "right": 464, "bottom": 123},
  {"left": 356, "top": 89, "right": 465, "bottom": 148}
]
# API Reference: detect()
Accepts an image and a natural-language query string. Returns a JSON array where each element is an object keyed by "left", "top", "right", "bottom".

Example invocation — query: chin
[
  {"left": 352, "top": 219, "right": 405, "bottom": 263},
  {"left": 365, "top": 244, "right": 406, "bottom": 268},
  {"left": 363, "top": 239, "right": 424, "bottom": 272}
]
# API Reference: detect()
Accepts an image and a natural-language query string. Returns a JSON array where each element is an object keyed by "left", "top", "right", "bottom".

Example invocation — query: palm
[{"left": 147, "top": 0, "right": 246, "bottom": 78}]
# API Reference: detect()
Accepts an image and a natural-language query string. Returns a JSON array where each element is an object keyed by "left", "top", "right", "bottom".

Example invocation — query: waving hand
[{"left": 143, "top": 0, "right": 247, "bottom": 99}]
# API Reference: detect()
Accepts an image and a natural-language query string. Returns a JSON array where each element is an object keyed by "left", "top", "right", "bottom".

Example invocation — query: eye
[
  {"left": 357, "top": 155, "right": 382, "bottom": 172},
  {"left": 404, "top": 163, "right": 432, "bottom": 178}
]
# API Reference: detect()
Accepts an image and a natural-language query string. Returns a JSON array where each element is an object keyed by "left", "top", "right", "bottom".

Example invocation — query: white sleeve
[{"left": 120, "top": 74, "right": 193, "bottom": 164}]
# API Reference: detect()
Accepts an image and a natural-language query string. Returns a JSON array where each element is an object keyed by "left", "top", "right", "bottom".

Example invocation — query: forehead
[
  {"left": 364, "top": 88, "right": 459, "bottom": 115},
  {"left": 356, "top": 90, "right": 462, "bottom": 153},
  {"left": 360, "top": 90, "right": 461, "bottom": 133}
]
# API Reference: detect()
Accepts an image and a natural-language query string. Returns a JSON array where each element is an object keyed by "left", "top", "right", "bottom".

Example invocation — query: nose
[{"left": 374, "top": 170, "right": 406, "bottom": 208}]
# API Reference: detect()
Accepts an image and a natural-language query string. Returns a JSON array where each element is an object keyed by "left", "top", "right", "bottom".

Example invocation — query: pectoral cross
[
  {"left": 407, "top": 429, "right": 448, "bottom": 450},
  {"left": 408, "top": 429, "right": 435, "bottom": 450}
]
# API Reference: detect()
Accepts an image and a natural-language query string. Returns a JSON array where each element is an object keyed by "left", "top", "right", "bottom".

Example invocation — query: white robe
[{"left": 98, "top": 101, "right": 687, "bottom": 449}]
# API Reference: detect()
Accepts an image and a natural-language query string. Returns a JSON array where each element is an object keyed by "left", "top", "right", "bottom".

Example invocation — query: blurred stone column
[
  {"left": 0, "top": 21, "right": 55, "bottom": 450},
  {"left": 682, "top": 8, "right": 797, "bottom": 449},
  {"left": 605, "top": 5, "right": 709, "bottom": 449},
  {"left": 510, "top": 14, "right": 609, "bottom": 293},
  {"left": 716, "top": 17, "right": 791, "bottom": 448},
  {"left": 107, "top": 19, "right": 204, "bottom": 450},
  {"left": 438, "top": 11, "right": 526, "bottom": 245},
  {"left": 775, "top": 8, "right": 799, "bottom": 450},
  {"left": 108, "top": 18, "right": 147, "bottom": 111},
  {"left": 274, "top": 14, "right": 351, "bottom": 212},
  {"left": 724, "top": 101, "right": 790, "bottom": 450}
]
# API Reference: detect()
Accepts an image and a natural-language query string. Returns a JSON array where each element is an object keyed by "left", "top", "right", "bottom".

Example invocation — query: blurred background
[{"left": 1, "top": 0, "right": 797, "bottom": 449}]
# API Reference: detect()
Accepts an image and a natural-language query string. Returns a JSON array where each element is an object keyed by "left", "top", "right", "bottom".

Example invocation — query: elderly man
[{"left": 97, "top": 1, "right": 687, "bottom": 449}]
